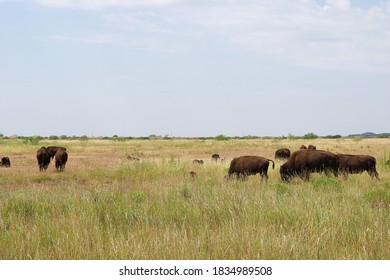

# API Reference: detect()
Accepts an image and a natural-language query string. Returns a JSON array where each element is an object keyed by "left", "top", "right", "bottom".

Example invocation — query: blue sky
[{"left": 1, "top": 0, "right": 389, "bottom": 137}]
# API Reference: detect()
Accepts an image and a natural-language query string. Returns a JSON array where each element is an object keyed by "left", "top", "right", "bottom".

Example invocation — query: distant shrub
[
  {"left": 241, "top": 135, "right": 257, "bottom": 139},
  {"left": 112, "top": 135, "right": 126, "bottom": 142},
  {"left": 23, "top": 136, "right": 43, "bottom": 145},
  {"left": 324, "top": 134, "right": 342, "bottom": 139},
  {"left": 302, "top": 132, "right": 318, "bottom": 139},
  {"left": 287, "top": 134, "right": 300, "bottom": 140},
  {"left": 214, "top": 134, "right": 229, "bottom": 141}
]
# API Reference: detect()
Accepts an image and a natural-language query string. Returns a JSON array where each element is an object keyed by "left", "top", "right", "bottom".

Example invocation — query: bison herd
[
  {"left": 0, "top": 144, "right": 381, "bottom": 182},
  {"left": 228, "top": 146, "right": 379, "bottom": 183},
  {"left": 37, "top": 146, "right": 68, "bottom": 172}
]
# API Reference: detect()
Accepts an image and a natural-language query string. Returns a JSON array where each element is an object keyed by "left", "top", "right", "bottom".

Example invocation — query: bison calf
[
  {"left": 226, "top": 156, "right": 275, "bottom": 182},
  {"left": 337, "top": 154, "right": 379, "bottom": 179}
]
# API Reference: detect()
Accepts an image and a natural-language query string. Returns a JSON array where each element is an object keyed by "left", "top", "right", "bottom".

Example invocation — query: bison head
[{"left": 280, "top": 164, "right": 292, "bottom": 182}]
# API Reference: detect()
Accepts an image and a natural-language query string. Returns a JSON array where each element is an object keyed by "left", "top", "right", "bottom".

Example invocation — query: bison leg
[
  {"left": 260, "top": 171, "right": 269, "bottom": 182},
  {"left": 298, "top": 170, "right": 310, "bottom": 181},
  {"left": 368, "top": 169, "right": 379, "bottom": 179}
]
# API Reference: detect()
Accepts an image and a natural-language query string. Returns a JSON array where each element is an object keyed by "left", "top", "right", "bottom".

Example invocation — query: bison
[
  {"left": 300, "top": 145, "right": 316, "bottom": 150},
  {"left": 280, "top": 149, "right": 338, "bottom": 182},
  {"left": 189, "top": 171, "right": 197, "bottom": 178},
  {"left": 337, "top": 154, "right": 379, "bottom": 179},
  {"left": 193, "top": 159, "right": 204, "bottom": 164},
  {"left": 211, "top": 154, "right": 221, "bottom": 162},
  {"left": 55, "top": 149, "right": 68, "bottom": 172},
  {"left": 46, "top": 146, "right": 67, "bottom": 159},
  {"left": 0, "top": 157, "right": 11, "bottom": 167},
  {"left": 275, "top": 148, "right": 291, "bottom": 160},
  {"left": 226, "top": 155, "right": 275, "bottom": 182},
  {"left": 37, "top": 147, "right": 50, "bottom": 171}
]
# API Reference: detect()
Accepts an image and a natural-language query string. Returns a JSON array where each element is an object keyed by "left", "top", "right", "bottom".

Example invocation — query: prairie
[{"left": 0, "top": 137, "right": 389, "bottom": 259}]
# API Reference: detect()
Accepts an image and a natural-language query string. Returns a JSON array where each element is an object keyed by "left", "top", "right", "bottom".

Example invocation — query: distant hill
[{"left": 348, "top": 132, "right": 390, "bottom": 138}]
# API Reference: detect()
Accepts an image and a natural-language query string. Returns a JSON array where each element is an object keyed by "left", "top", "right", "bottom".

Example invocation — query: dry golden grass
[{"left": 0, "top": 137, "right": 389, "bottom": 259}]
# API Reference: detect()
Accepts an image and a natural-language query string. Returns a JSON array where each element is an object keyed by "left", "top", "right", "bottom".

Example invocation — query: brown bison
[
  {"left": 280, "top": 149, "right": 339, "bottom": 182},
  {"left": 55, "top": 149, "right": 68, "bottom": 172},
  {"left": 46, "top": 146, "right": 67, "bottom": 159},
  {"left": 337, "top": 154, "right": 379, "bottom": 179},
  {"left": 275, "top": 148, "right": 291, "bottom": 160},
  {"left": 226, "top": 156, "right": 275, "bottom": 182},
  {"left": 211, "top": 154, "right": 221, "bottom": 161},
  {"left": 37, "top": 147, "right": 50, "bottom": 171},
  {"left": 0, "top": 157, "right": 11, "bottom": 167},
  {"left": 193, "top": 159, "right": 204, "bottom": 164},
  {"left": 300, "top": 145, "right": 316, "bottom": 150}
]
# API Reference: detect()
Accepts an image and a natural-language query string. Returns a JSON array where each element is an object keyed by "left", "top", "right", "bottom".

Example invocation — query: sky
[{"left": 1, "top": 0, "right": 390, "bottom": 137}]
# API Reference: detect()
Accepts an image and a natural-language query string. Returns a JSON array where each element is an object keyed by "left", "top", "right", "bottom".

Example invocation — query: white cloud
[
  {"left": 36, "top": 0, "right": 176, "bottom": 10},
  {"left": 324, "top": 0, "right": 351, "bottom": 10},
  {"left": 36, "top": 0, "right": 390, "bottom": 73}
]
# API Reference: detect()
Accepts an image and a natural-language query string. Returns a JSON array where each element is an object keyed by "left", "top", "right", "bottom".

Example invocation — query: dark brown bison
[
  {"left": 337, "top": 154, "right": 379, "bottom": 179},
  {"left": 55, "top": 149, "right": 68, "bottom": 172},
  {"left": 226, "top": 156, "right": 275, "bottom": 182},
  {"left": 280, "top": 149, "right": 339, "bottom": 182},
  {"left": 211, "top": 154, "right": 221, "bottom": 161},
  {"left": 308, "top": 145, "right": 317, "bottom": 150},
  {"left": 275, "top": 148, "right": 291, "bottom": 160},
  {"left": 0, "top": 157, "right": 11, "bottom": 167},
  {"left": 37, "top": 147, "right": 50, "bottom": 171},
  {"left": 46, "top": 146, "right": 67, "bottom": 159}
]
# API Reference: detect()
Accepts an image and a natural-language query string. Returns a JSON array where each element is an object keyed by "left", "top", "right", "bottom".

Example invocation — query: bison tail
[{"left": 269, "top": 159, "right": 275, "bottom": 169}]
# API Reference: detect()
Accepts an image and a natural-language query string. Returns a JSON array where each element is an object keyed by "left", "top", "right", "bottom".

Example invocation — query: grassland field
[{"left": 0, "top": 137, "right": 389, "bottom": 259}]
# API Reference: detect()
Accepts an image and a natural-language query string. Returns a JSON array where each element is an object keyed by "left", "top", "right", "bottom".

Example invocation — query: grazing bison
[
  {"left": 46, "top": 146, "right": 67, "bottom": 159},
  {"left": 211, "top": 154, "right": 221, "bottom": 161},
  {"left": 226, "top": 156, "right": 275, "bottom": 182},
  {"left": 337, "top": 154, "right": 379, "bottom": 179},
  {"left": 308, "top": 145, "right": 317, "bottom": 150},
  {"left": 55, "top": 149, "right": 68, "bottom": 172},
  {"left": 275, "top": 148, "right": 291, "bottom": 160},
  {"left": 37, "top": 147, "right": 50, "bottom": 171},
  {"left": 0, "top": 157, "right": 11, "bottom": 167},
  {"left": 193, "top": 159, "right": 204, "bottom": 164},
  {"left": 280, "top": 149, "right": 338, "bottom": 182}
]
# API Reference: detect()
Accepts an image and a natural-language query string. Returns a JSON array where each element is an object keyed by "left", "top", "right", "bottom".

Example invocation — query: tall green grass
[{"left": 0, "top": 138, "right": 389, "bottom": 259}]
